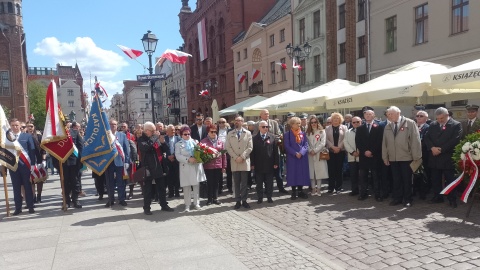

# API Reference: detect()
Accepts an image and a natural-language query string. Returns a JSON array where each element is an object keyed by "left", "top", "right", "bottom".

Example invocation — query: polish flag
[
  {"left": 197, "top": 18, "right": 208, "bottom": 61},
  {"left": 237, "top": 74, "right": 246, "bottom": 84},
  {"left": 166, "top": 103, "right": 172, "bottom": 108},
  {"left": 252, "top": 69, "right": 260, "bottom": 80},
  {"left": 199, "top": 90, "right": 209, "bottom": 96},
  {"left": 117, "top": 45, "right": 143, "bottom": 60},
  {"left": 293, "top": 59, "right": 303, "bottom": 71},
  {"left": 276, "top": 62, "right": 287, "bottom": 70},
  {"left": 155, "top": 49, "right": 192, "bottom": 65}
]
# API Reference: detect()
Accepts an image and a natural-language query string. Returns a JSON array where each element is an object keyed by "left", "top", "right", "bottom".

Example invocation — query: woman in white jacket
[
  {"left": 306, "top": 117, "right": 328, "bottom": 195},
  {"left": 175, "top": 125, "right": 206, "bottom": 212}
]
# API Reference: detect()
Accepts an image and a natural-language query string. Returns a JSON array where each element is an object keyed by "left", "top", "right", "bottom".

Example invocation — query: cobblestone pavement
[{"left": 244, "top": 188, "right": 480, "bottom": 270}]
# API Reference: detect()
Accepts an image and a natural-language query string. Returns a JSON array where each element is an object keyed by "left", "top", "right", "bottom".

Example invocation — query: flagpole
[
  {"left": 2, "top": 166, "right": 10, "bottom": 217},
  {"left": 58, "top": 161, "right": 68, "bottom": 212}
]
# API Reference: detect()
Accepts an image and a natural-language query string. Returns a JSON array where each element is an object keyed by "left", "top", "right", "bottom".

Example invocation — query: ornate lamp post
[
  {"left": 141, "top": 30, "right": 158, "bottom": 123},
  {"left": 286, "top": 42, "right": 312, "bottom": 92}
]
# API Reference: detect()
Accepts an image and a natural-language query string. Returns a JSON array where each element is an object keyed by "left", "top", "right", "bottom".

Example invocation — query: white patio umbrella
[
  {"left": 326, "top": 61, "right": 454, "bottom": 110},
  {"left": 430, "top": 59, "right": 480, "bottom": 90},
  {"left": 243, "top": 90, "right": 302, "bottom": 116},
  {"left": 274, "top": 79, "right": 359, "bottom": 113},
  {"left": 218, "top": 95, "right": 267, "bottom": 116}
]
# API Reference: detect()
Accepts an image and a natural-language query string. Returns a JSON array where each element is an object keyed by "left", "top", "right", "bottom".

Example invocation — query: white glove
[
  {"left": 42, "top": 161, "right": 47, "bottom": 168},
  {"left": 124, "top": 163, "right": 129, "bottom": 170},
  {"left": 30, "top": 165, "right": 35, "bottom": 172}
]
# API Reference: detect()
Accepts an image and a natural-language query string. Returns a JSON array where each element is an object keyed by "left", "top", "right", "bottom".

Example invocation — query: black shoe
[
  {"left": 257, "top": 199, "right": 263, "bottom": 204},
  {"left": 228, "top": 189, "right": 234, "bottom": 194},
  {"left": 127, "top": 193, "right": 133, "bottom": 200},
  {"left": 429, "top": 197, "right": 444, "bottom": 204},
  {"left": 404, "top": 202, "right": 412, "bottom": 207},
  {"left": 206, "top": 200, "right": 212, "bottom": 206},
  {"left": 174, "top": 193, "right": 180, "bottom": 198},
  {"left": 213, "top": 200, "right": 222, "bottom": 205},
  {"left": 168, "top": 194, "right": 174, "bottom": 198},
  {"left": 73, "top": 201, "right": 83, "bottom": 209},
  {"left": 358, "top": 195, "right": 368, "bottom": 201},
  {"left": 267, "top": 198, "right": 273, "bottom": 203},
  {"left": 242, "top": 201, "right": 250, "bottom": 209},
  {"left": 279, "top": 189, "right": 289, "bottom": 194},
  {"left": 119, "top": 201, "right": 127, "bottom": 207},
  {"left": 28, "top": 208, "right": 35, "bottom": 214},
  {"left": 13, "top": 209, "right": 22, "bottom": 216},
  {"left": 291, "top": 193, "right": 297, "bottom": 200},
  {"left": 98, "top": 194, "right": 104, "bottom": 200},
  {"left": 389, "top": 200, "right": 402, "bottom": 206},
  {"left": 37, "top": 195, "right": 42, "bottom": 203},
  {"left": 327, "top": 190, "right": 334, "bottom": 194},
  {"left": 234, "top": 201, "right": 241, "bottom": 209},
  {"left": 105, "top": 201, "right": 114, "bottom": 208},
  {"left": 144, "top": 209, "right": 152, "bottom": 215},
  {"left": 161, "top": 205, "right": 174, "bottom": 212},
  {"left": 349, "top": 192, "right": 359, "bottom": 196},
  {"left": 298, "top": 192, "right": 308, "bottom": 199}
]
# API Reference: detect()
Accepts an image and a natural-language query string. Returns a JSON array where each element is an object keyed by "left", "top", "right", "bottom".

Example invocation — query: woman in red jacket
[{"left": 200, "top": 124, "right": 227, "bottom": 205}]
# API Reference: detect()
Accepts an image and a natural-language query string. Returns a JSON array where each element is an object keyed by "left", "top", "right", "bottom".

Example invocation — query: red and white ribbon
[{"left": 440, "top": 152, "right": 478, "bottom": 203}]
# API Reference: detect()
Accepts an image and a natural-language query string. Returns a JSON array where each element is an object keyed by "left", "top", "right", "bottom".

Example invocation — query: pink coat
[{"left": 200, "top": 137, "right": 227, "bottom": 170}]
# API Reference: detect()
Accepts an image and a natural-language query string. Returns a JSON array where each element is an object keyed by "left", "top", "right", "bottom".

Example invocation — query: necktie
[
  {"left": 262, "top": 134, "right": 266, "bottom": 140},
  {"left": 237, "top": 130, "right": 241, "bottom": 139},
  {"left": 467, "top": 120, "right": 472, "bottom": 134},
  {"left": 367, "top": 123, "right": 371, "bottom": 133},
  {"left": 393, "top": 122, "right": 398, "bottom": 136}
]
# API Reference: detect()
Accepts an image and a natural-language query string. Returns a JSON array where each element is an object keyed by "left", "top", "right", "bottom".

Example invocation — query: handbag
[
  {"left": 319, "top": 149, "right": 330, "bottom": 161},
  {"left": 132, "top": 167, "right": 150, "bottom": 183}
]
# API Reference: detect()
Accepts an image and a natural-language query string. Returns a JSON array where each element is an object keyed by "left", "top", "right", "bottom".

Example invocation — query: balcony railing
[{"left": 249, "top": 80, "right": 263, "bottom": 95}]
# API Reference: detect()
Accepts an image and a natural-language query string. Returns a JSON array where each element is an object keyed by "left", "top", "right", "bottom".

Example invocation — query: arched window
[
  {"left": 217, "top": 18, "right": 225, "bottom": 63},
  {"left": 7, "top": 2, "right": 13, "bottom": 13},
  {"left": 252, "top": 48, "right": 262, "bottom": 63},
  {"left": 209, "top": 26, "right": 216, "bottom": 69}
]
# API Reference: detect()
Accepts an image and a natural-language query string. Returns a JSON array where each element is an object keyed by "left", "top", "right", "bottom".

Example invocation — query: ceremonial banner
[
  {"left": 41, "top": 80, "right": 75, "bottom": 162},
  {"left": 81, "top": 93, "right": 117, "bottom": 175},
  {"left": 197, "top": 18, "right": 208, "bottom": 61},
  {"left": 0, "top": 104, "right": 20, "bottom": 171}
]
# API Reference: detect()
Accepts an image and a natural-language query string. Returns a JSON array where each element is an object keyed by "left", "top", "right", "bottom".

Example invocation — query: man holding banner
[
  {"left": 8, "top": 118, "right": 36, "bottom": 215},
  {"left": 105, "top": 119, "right": 130, "bottom": 207}
]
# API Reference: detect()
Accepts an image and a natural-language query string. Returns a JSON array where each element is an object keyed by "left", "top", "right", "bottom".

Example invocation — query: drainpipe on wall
[{"left": 366, "top": 0, "right": 371, "bottom": 80}]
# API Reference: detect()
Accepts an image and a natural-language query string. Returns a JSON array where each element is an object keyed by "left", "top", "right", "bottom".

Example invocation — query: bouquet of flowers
[
  {"left": 193, "top": 142, "right": 227, "bottom": 163},
  {"left": 446, "top": 131, "right": 480, "bottom": 203}
]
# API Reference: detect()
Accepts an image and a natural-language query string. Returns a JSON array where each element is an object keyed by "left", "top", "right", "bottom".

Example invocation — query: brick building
[
  {"left": 0, "top": 0, "right": 28, "bottom": 120},
  {"left": 179, "top": 0, "right": 276, "bottom": 123}
]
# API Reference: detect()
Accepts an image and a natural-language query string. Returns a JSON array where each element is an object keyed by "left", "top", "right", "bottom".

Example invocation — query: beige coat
[
  {"left": 344, "top": 128, "right": 359, "bottom": 162},
  {"left": 225, "top": 128, "right": 253, "bottom": 172},
  {"left": 325, "top": 125, "right": 348, "bottom": 150},
  {"left": 175, "top": 139, "right": 206, "bottom": 187},
  {"left": 307, "top": 129, "right": 329, "bottom": 180},
  {"left": 382, "top": 116, "right": 422, "bottom": 162}
]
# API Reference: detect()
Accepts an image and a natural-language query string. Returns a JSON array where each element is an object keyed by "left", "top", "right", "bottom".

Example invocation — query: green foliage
[
  {"left": 27, "top": 81, "right": 47, "bottom": 130},
  {"left": 2, "top": 105, "right": 11, "bottom": 119},
  {"left": 453, "top": 132, "right": 480, "bottom": 171}
]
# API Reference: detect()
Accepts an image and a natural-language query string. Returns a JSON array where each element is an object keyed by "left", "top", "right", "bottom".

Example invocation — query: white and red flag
[
  {"left": 156, "top": 49, "right": 192, "bottom": 65},
  {"left": 117, "top": 45, "right": 143, "bottom": 60},
  {"left": 199, "top": 90, "right": 209, "bottom": 97},
  {"left": 237, "top": 74, "right": 246, "bottom": 84},
  {"left": 276, "top": 62, "right": 287, "bottom": 70},
  {"left": 40, "top": 80, "right": 75, "bottom": 162},
  {"left": 293, "top": 59, "right": 303, "bottom": 71},
  {"left": 197, "top": 18, "right": 208, "bottom": 61},
  {"left": 251, "top": 68, "right": 260, "bottom": 80}
]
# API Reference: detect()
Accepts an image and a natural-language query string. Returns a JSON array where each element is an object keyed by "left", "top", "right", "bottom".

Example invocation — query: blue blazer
[
  {"left": 113, "top": 132, "right": 130, "bottom": 166},
  {"left": 17, "top": 132, "right": 36, "bottom": 166}
]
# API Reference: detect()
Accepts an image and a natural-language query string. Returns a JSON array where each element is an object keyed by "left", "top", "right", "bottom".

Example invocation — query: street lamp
[
  {"left": 286, "top": 42, "right": 311, "bottom": 91},
  {"left": 141, "top": 30, "right": 158, "bottom": 123}
]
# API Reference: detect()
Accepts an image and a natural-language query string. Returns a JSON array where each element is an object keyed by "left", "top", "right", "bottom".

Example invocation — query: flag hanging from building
[
  {"left": 0, "top": 104, "right": 20, "bottom": 171},
  {"left": 237, "top": 74, "right": 246, "bottom": 84},
  {"left": 117, "top": 45, "right": 144, "bottom": 60},
  {"left": 276, "top": 62, "right": 287, "bottom": 70},
  {"left": 40, "top": 80, "right": 75, "bottom": 163},
  {"left": 252, "top": 68, "right": 260, "bottom": 80},
  {"left": 81, "top": 93, "right": 117, "bottom": 175},
  {"left": 156, "top": 49, "right": 192, "bottom": 65},
  {"left": 199, "top": 89, "right": 209, "bottom": 97},
  {"left": 197, "top": 18, "right": 208, "bottom": 61},
  {"left": 293, "top": 59, "right": 303, "bottom": 71}
]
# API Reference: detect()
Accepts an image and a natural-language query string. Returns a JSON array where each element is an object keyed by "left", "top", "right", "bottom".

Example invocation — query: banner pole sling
[
  {"left": 2, "top": 167, "right": 10, "bottom": 217},
  {"left": 59, "top": 161, "right": 67, "bottom": 212}
]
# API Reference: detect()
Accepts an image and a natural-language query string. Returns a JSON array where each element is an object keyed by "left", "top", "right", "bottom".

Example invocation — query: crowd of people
[{"left": 5, "top": 103, "right": 479, "bottom": 216}]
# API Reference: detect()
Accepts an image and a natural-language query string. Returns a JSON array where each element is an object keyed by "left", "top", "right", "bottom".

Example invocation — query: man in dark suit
[
  {"left": 190, "top": 113, "right": 207, "bottom": 141},
  {"left": 251, "top": 120, "right": 279, "bottom": 203},
  {"left": 461, "top": 104, "right": 480, "bottom": 139},
  {"left": 424, "top": 107, "right": 462, "bottom": 208},
  {"left": 165, "top": 124, "right": 181, "bottom": 198},
  {"left": 64, "top": 122, "right": 84, "bottom": 208},
  {"left": 356, "top": 109, "right": 384, "bottom": 201},
  {"left": 8, "top": 119, "right": 36, "bottom": 215},
  {"left": 415, "top": 110, "right": 430, "bottom": 200}
]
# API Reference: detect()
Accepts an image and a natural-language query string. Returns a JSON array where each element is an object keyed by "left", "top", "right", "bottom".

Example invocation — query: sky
[{"left": 23, "top": 0, "right": 185, "bottom": 106}]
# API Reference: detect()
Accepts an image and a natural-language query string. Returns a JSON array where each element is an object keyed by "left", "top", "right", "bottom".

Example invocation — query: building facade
[
  {"left": 232, "top": 0, "right": 293, "bottom": 105},
  {"left": 292, "top": 0, "right": 326, "bottom": 91},
  {"left": 0, "top": 0, "right": 28, "bottom": 120},
  {"left": 179, "top": 0, "right": 277, "bottom": 123},
  {"left": 369, "top": 0, "right": 480, "bottom": 118},
  {"left": 325, "top": 0, "right": 368, "bottom": 83}
]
